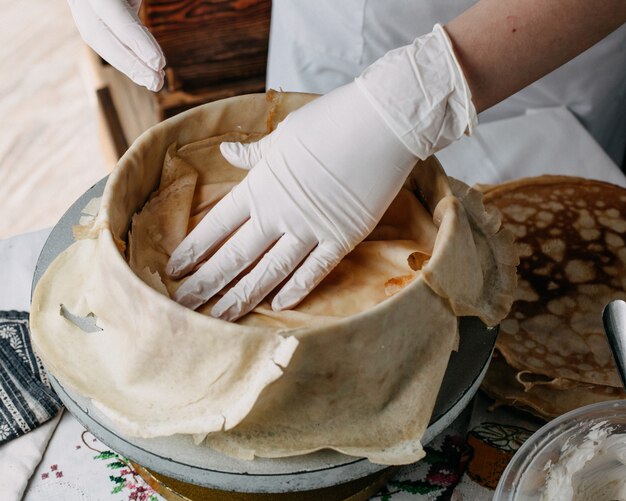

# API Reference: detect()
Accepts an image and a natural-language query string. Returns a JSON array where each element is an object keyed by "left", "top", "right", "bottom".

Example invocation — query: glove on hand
[
  {"left": 167, "top": 24, "right": 476, "bottom": 321},
  {"left": 67, "top": 0, "right": 165, "bottom": 91}
]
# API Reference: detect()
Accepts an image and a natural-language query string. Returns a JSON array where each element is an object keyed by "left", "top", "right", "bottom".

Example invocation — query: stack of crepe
[
  {"left": 30, "top": 91, "right": 517, "bottom": 465},
  {"left": 481, "top": 176, "right": 626, "bottom": 419}
]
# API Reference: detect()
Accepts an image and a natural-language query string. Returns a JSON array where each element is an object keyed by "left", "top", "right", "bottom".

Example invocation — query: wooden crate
[
  {"left": 141, "top": 0, "right": 271, "bottom": 103},
  {"left": 89, "top": 0, "right": 271, "bottom": 165}
]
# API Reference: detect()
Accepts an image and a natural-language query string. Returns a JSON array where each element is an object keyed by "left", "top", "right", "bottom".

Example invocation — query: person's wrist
[{"left": 355, "top": 24, "right": 477, "bottom": 160}]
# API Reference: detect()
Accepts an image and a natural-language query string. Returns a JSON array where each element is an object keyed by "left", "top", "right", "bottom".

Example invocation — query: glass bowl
[{"left": 494, "top": 399, "right": 626, "bottom": 500}]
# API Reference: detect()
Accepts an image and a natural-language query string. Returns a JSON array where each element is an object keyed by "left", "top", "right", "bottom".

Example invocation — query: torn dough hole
[{"left": 60, "top": 304, "right": 102, "bottom": 333}]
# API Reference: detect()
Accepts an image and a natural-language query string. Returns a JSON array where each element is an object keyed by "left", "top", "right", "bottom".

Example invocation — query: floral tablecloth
[
  {"left": 23, "top": 411, "right": 163, "bottom": 501},
  {"left": 17, "top": 389, "right": 541, "bottom": 500}
]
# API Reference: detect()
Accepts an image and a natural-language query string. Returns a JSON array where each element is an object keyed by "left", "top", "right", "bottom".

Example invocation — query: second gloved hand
[
  {"left": 167, "top": 25, "right": 476, "bottom": 321},
  {"left": 67, "top": 0, "right": 165, "bottom": 91}
]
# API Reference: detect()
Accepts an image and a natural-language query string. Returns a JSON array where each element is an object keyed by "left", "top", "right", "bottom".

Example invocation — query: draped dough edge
[
  {"left": 31, "top": 233, "right": 299, "bottom": 438},
  {"left": 30, "top": 92, "right": 517, "bottom": 461},
  {"left": 200, "top": 275, "right": 459, "bottom": 465},
  {"left": 200, "top": 172, "right": 505, "bottom": 465},
  {"left": 421, "top": 177, "right": 518, "bottom": 326}
]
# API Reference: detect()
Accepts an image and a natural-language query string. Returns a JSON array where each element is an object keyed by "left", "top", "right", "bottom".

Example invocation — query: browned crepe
[
  {"left": 482, "top": 352, "right": 626, "bottom": 419},
  {"left": 31, "top": 92, "right": 516, "bottom": 465},
  {"left": 480, "top": 176, "right": 626, "bottom": 420},
  {"left": 484, "top": 176, "right": 626, "bottom": 388}
]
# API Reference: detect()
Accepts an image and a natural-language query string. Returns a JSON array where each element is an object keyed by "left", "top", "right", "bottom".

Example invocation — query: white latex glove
[
  {"left": 67, "top": 0, "right": 166, "bottom": 91},
  {"left": 167, "top": 24, "right": 476, "bottom": 321}
]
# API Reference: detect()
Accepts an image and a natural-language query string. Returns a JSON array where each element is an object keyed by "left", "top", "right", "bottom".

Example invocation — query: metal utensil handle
[{"left": 602, "top": 299, "right": 626, "bottom": 389}]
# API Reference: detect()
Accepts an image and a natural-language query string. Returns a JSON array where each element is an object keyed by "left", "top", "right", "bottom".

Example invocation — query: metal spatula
[{"left": 602, "top": 299, "right": 626, "bottom": 389}]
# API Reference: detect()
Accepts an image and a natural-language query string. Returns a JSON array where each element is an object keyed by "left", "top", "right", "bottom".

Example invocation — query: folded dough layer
[{"left": 31, "top": 91, "right": 516, "bottom": 464}]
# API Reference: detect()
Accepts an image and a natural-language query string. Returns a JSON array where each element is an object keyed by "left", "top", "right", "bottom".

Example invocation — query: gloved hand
[
  {"left": 167, "top": 24, "right": 476, "bottom": 321},
  {"left": 67, "top": 0, "right": 166, "bottom": 91}
]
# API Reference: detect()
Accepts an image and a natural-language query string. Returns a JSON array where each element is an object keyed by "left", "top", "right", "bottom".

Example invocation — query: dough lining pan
[{"left": 32, "top": 177, "right": 497, "bottom": 494}]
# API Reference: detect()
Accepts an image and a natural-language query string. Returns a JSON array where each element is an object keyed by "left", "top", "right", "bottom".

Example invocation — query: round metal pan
[{"left": 32, "top": 177, "right": 497, "bottom": 493}]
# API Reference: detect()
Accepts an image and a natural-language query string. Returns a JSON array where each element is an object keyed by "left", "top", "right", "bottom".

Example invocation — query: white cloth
[
  {"left": 0, "top": 228, "right": 61, "bottom": 501},
  {"left": 0, "top": 229, "right": 51, "bottom": 311},
  {"left": 437, "top": 106, "right": 626, "bottom": 188},
  {"left": 267, "top": 0, "right": 626, "bottom": 166},
  {"left": 0, "top": 413, "right": 62, "bottom": 501}
]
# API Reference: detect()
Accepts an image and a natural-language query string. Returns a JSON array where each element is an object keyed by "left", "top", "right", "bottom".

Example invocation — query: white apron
[{"left": 267, "top": 0, "right": 626, "bottom": 166}]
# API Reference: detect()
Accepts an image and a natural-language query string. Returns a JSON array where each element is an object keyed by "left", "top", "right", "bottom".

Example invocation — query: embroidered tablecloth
[
  {"left": 0, "top": 312, "right": 62, "bottom": 445},
  {"left": 19, "top": 391, "right": 541, "bottom": 500}
]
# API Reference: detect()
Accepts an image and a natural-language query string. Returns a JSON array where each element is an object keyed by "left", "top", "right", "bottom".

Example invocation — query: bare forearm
[{"left": 446, "top": 0, "right": 626, "bottom": 113}]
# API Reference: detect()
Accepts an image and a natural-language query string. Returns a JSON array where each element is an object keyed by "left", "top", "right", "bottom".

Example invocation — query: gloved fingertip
[
  {"left": 133, "top": 68, "right": 163, "bottom": 92},
  {"left": 272, "top": 292, "right": 298, "bottom": 312},
  {"left": 220, "top": 142, "right": 251, "bottom": 169},
  {"left": 167, "top": 244, "right": 199, "bottom": 277},
  {"left": 165, "top": 259, "right": 180, "bottom": 278},
  {"left": 144, "top": 50, "right": 166, "bottom": 72},
  {"left": 210, "top": 308, "right": 229, "bottom": 321},
  {"left": 211, "top": 296, "right": 240, "bottom": 321},
  {"left": 145, "top": 70, "right": 164, "bottom": 92},
  {"left": 271, "top": 299, "right": 284, "bottom": 311},
  {"left": 173, "top": 289, "right": 204, "bottom": 311},
  {"left": 128, "top": 24, "right": 166, "bottom": 71}
]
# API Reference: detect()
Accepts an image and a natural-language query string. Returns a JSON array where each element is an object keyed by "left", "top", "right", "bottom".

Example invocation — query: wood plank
[
  {"left": 140, "top": 0, "right": 270, "bottom": 92},
  {"left": 156, "top": 79, "right": 266, "bottom": 117},
  {"left": 96, "top": 87, "right": 129, "bottom": 160}
]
